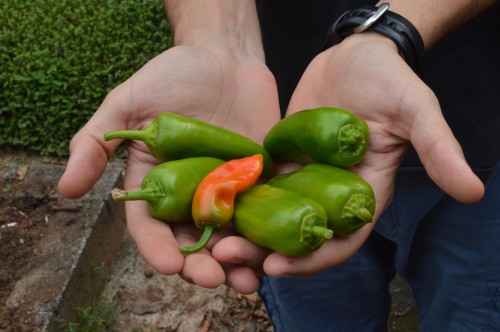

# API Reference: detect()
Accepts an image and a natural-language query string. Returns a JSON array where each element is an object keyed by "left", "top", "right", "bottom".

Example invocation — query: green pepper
[
  {"left": 232, "top": 184, "right": 333, "bottom": 256},
  {"left": 111, "top": 157, "right": 224, "bottom": 222},
  {"left": 263, "top": 107, "right": 369, "bottom": 168},
  {"left": 268, "top": 163, "right": 375, "bottom": 236},
  {"left": 104, "top": 112, "right": 274, "bottom": 177}
]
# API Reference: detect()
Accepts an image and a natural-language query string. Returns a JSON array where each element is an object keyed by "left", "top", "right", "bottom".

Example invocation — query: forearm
[
  {"left": 164, "top": 0, "right": 264, "bottom": 62},
  {"left": 381, "top": 0, "right": 496, "bottom": 48}
]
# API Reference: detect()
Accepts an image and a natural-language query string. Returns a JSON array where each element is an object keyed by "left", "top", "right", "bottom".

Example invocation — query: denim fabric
[{"left": 259, "top": 164, "right": 500, "bottom": 332}]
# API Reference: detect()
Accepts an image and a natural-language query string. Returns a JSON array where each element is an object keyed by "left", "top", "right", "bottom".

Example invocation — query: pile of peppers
[{"left": 108, "top": 107, "right": 375, "bottom": 256}]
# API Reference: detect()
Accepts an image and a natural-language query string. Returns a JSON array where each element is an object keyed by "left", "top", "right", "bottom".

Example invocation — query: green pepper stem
[
  {"left": 179, "top": 224, "right": 216, "bottom": 254},
  {"left": 104, "top": 129, "right": 146, "bottom": 142},
  {"left": 358, "top": 208, "right": 373, "bottom": 223},
  {"left": 338, "top": 124, "right": 365, "bottom": 154},
  {"left": 111, "top": 188, "right": 161, "bottom": 202},
  {"left": 312, "top": 226, "right": 333, "bottom": 239}
]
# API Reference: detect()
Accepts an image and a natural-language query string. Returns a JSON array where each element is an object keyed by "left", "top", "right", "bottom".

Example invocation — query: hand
[
  {"left": 58, "top": 45, "right": 281, "bottom": 293},
  {"left": 254, "top": 32, "right": 485, "bottom": 276}
]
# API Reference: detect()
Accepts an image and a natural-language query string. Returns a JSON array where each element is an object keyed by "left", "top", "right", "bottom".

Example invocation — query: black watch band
[{"left": 319, "top": 3, "right": 425, "bottom": 75}]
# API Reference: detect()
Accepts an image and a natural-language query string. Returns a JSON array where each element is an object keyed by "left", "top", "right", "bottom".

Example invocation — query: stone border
[{"left": 2, "top": 161, "right": 126, "bottom": 331}]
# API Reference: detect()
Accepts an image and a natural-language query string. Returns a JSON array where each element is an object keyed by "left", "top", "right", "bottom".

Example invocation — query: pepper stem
[
  {"left": 179, "top": 224, "right": 216, "bottom": 254},
  {"left": 358, "top": 207, "right": 373, "bottom": 223},
  {"left": 104, "top": 129, "right": 146, "bottom": 142},
  {"left": 312, "top": 226, "right": 333, "bottom": 239},
  {"left": 337, "top": 124, "right": 365, "bottom": 154},
  {"left": 111, "top": 188, "right": 162, "bottom": 202}
]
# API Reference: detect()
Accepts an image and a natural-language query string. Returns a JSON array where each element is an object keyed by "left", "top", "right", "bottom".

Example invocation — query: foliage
[
  {"left": 55, "top": 296, "right": 119, "bottom": 332},
  {"left": 0, "top": 0, "right": 171, "bottom": 156},
  {"left": 54, "top": 260, "right": 118, "bottom": 331}
]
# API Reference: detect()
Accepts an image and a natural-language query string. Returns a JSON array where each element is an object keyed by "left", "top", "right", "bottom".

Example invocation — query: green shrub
[{"left": 0, "top": 0, "right": 171, "bottom": 156}]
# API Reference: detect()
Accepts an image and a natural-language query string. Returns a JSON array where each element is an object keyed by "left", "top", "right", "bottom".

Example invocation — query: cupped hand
[
  {"left": 257, "top": 32, "right": 485, "bottom": 276},
  {"left": 58, "top": 45, "right": 281, "bottom": 293}
]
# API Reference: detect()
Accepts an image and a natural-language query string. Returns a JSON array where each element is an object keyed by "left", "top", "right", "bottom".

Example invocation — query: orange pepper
[{"left": 179, "top": 154, "right": 264, "bottom": 254}]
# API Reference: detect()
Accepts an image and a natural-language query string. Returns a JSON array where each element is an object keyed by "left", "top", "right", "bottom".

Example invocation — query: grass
[
  {"left": 54, "top": 296, "right": 119, "bottom": 332},
  {"left": 55, "top": 260, "right": 118, "bottom": 332}
]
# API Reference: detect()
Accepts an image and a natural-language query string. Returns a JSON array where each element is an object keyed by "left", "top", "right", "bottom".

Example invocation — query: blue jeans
[{"left": 259, "top": 164, "right": 500, "bottom": 332}]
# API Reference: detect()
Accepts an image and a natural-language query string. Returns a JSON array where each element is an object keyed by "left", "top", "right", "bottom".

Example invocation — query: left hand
[{"left": 215, "top": 32, "right": 485, "bottom": 278}]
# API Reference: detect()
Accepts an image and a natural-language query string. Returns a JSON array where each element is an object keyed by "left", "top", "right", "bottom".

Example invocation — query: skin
[{"left": 58, "top": 0, "right": 493, "bottom": 294}]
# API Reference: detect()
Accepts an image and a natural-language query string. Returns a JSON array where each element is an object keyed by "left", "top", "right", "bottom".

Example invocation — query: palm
[
  {"left": 121, "top": 46, "right": 279, "bottom": 150},
  {"left": 288, "top": 36, "right": 413, "bottom": 218},
  {"left": 260, "top": 34, "right": 483, "bottom": 276},
  {"left": 121, "top": 46, "right": 280, "bottom": 185}
]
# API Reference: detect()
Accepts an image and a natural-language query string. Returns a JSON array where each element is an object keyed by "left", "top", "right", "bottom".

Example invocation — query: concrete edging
[{"left": 2, "top": 161, "right": 126, "bottom": 331}]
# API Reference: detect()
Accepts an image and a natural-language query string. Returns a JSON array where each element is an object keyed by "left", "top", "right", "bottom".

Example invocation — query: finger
[
  {"left": 263, "top": 224, "right": 373, "bottom": 276},
  {"left": 126, "top": 200, "right": 185, "bottom": 275},
  {"left": 407, "top": 90, "right": 485, "bottom": 203},
  {"left": 120, "top": 148, "right": 188, "bottom": 276},
  {"left": 57, "top": 130, "right": 112, "bottom": 199},
  {"left": 223, "top": 265, "right": 261, "bottom": 295},
  {"left": 211, "top": 235, "right": 270, "bottom": 269},
  {"left": 181, "top": 252, "right": 226, "bottom": 289},
  {"left": 212, "top": 236, "right": 267, "bottom": 294},
  {"left": 168, "top": 222, "right": 227, "bottom": 288},
  {"left": 58, "top": 86, "right": 132, "bottom": 199}
]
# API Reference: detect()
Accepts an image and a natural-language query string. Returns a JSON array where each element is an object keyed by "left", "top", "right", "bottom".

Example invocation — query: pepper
[
  {"left": 232, "top": 184, "right": 333, "bottom": 256},
  {"left": 268, "top": 163, "right": 375, "bottom": 236},
  {"left": 179, "top": 154, "right": 264, "bottom": 254},
  {"left": 104, "top": 112, "right": 274, "bottom": 177},
  {"left": 111, "top": 157, "right": 224, "bottom": 222},
  {"left": 263, "top": 107, "right": 369, "bottom": 168}
]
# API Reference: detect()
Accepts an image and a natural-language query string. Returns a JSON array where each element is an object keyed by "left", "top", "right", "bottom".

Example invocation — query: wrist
[
  {"left": 164, "top": 0, "right": 265, "bottom": 63},
  {"left": 321, "top": 3, "right": 425, "bottom": 75}
]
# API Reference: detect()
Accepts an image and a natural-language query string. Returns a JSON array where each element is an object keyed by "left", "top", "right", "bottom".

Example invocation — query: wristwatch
[{"left": 319, "top": 3, "right": 425, "bottom": 75}]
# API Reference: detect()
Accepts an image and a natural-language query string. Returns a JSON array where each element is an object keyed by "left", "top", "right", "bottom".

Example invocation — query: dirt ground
[
  {"left": 104, "top": 234, "right": 273, "bottom": 332},
  {"left": 0, "top": 150, "right": 61, "bottom": 330},
  {"left": 0, "top": 172, "right": 49, "bottom": 303}
]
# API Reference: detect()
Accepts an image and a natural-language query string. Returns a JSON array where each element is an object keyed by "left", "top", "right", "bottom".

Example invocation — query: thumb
[
  {"left": 58, "top": 86, "right": 130, "bottom": 199},
  {"left": 408, "top": 92, "right": 484, "bottom": 203}
]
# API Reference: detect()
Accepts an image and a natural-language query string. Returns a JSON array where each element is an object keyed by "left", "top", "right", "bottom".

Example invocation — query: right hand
[{"left": 58, "top": 45, "right": 281, "bottom": 293}]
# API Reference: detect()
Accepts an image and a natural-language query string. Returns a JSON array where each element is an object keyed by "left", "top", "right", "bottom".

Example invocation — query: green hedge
[{"left": 0, "top": 0, "right": 171, "bottom": 156}]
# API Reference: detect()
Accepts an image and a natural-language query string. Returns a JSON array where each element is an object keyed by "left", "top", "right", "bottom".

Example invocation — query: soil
[
  {"left": 0, "top": 147, "right": 76, "bottom": 331},
  {"left": 0, "top": 176, "right": 50, "bottom": 303},
  {"left": 104, "top": 234, "right": 274, "bottom": 332}
]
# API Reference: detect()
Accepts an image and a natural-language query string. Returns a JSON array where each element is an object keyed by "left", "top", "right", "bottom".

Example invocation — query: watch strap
[{"left": 320, "top": 3, "right": 425, "bottom": 75}]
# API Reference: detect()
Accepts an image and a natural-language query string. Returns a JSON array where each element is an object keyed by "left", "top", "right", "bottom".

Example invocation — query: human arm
[
  {"left": 58, "top": 0, "right": 280, "bottom": 292},
  {"left": 386, "top": 0, "right": 496, "bottom": 49}
]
